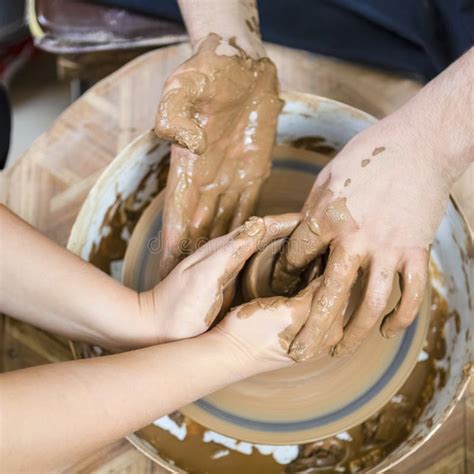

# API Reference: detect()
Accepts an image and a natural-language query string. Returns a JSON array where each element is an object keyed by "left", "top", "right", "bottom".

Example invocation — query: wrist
[
  {"left": 105, "top": 289, "right": 159, "bottom": 352},
  {"left": 192, "top": 32, "right": 266, "bottom": 59},
  {"left": 206, "top": 328, "right": 266, "bottom": 379},
  {"left": 178, "top": 0, "right": 265, "bottom": 58},
  {"left": 387, "top": 49, "right": 474, "bottom": 184},
  {"left": 392, "top": 105, "right": 472, "bottom": 187}
]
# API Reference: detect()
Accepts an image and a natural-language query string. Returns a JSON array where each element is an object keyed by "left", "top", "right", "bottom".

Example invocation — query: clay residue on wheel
[
  {"left": 134, "top": 283, "right": 455, "bottom": 474},
  {"left": 287, "top": 136, "right": 337, "bottom": 157},
  {"left": 88, "top": 155, "right": 170, "bottom": 274},
  {"left": 86, "top": 142, "right": 461, "bottom": 472},
  {"left": 133, "top": 284, "right": 455, "bottom": 473}
]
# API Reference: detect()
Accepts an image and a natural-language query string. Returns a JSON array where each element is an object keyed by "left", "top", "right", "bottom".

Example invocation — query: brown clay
[
  {"left": 272, "top": 177, "right": 359, "bottom": 297},
  {"left": 154, "top": 33, "right": 284, "bottom": 274},
  {"left": 131, "top": 286, "right": 452, "bottom": 474},
  {"left": 372, "top": 146, "right": 386, "bottom": 156},
  {"left": 96, "top": 142, "right": 453, "bottom": 471}
]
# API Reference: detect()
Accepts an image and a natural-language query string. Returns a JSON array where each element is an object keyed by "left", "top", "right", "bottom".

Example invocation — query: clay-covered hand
[
  {"left": 273, "top": 116, "right": 452, "bottom": 360},
  {"left": 212, "top": 278, "right": 321, "bottom": 373},
  {"left": 155, "top": 33, "right": 283, "bottom": 278},
  {"left": 138, "top": 214, "right": 299, "bottom": 343}
]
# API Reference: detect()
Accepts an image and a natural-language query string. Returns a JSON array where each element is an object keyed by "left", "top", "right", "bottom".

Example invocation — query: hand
[
  {"left": 155, "top": 33, "right": 283, "bottom": 277},
  {"left": 273, "top": 114, "right": 451, "bottom": 360},
  {"left": 139, "top": 214, "right": 300, "bottom": 343},
  {"left": 212, "top": 278, "right": 320, "bottom": 373}
]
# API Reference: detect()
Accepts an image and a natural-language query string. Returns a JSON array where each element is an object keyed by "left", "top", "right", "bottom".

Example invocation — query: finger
[
  {"left": 187, "top": 213, "right": 300, "bottom": 285},
  {"left": 282, "top": 277, "right": 323, "bottom": 355},
  {"left": 289, "top": 246, "right": 361, "bottom": 361},
  {"left": 316, "top": 309, "right": 345, "bottom": 358},
  {"left": 210, "top": 190, "right": 240, "bottom": 239},
  {"left": 184, "top": 212, "right": 298, "bottom": 267},
  {"left": 154, "top": 73, "right": 208, "bottom": 154},
  {"left": 260, "top": 213, "right": 301, "bottom": 244},
  {"left": 181, "top": 232, "right": 233, "bottom": 265},
  {"left": 208, "top": 281, "right": 236, "bottom": 329},
  {"left": 230, "top": 180, "right": 263, "bottom": 230},
  {"left": 326, "top": 312, "right": 344, "bottom": 349},
  {"left": 272, "top": 213, "right": 330, "bottom": 295},
  {"left": 186, "top": 216, "right": 266, "bottom": 286},
  {"left": 159, "top": 146, "right": 200, "bottom": 279},
  {"left": 189, "top": 188, "right": 221, "bottom": 247},
  {"left": 181, "top": 222, "right": 267, "bottom": 330},
  {"left": 380, "top": 251, "right": 428, "bottom": 338},
  {"left": 333, "top": 264, "right": 397, "bottom": 356},
  {"left": 221, "top": 282, "right": 236, "bottom": 317}
]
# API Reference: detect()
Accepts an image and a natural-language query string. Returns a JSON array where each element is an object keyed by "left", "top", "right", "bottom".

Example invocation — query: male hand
[{"left": 273, "top": 115, "right": 451, "bottom": 360}]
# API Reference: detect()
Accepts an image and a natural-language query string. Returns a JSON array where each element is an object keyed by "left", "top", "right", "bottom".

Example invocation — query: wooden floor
[{"left": 0, "top": 42, "right": 472, "bottom": 473}]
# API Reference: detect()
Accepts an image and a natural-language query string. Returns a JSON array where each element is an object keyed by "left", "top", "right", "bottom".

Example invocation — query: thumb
[
  {"left": 282, "top": 277, "right": 323, "bottom": 356},
  {"left": 155, "top": 72, "right": 209, "bottom": 154}
]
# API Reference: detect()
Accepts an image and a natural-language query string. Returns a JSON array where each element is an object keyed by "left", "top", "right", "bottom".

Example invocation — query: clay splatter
[{"left": 372, "top": 147, "right": 386, "bottom": 156}]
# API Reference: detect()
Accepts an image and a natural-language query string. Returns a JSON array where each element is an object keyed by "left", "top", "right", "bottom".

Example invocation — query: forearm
[
  {"left": 385, "top": 47, "right": 474, "bottom": 183},
  {"left": 0, "top": 331, "right": 255, "bottom": 472},
  {"left": 0, "top": 205, "right": 153, "bottom": 351},
  {"left": 178, "top": 0, "right": 264, "bottom": 56}
]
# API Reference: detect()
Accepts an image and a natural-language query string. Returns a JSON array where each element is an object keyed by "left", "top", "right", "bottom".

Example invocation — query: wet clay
[
  {"left": 372, "top": 146, "right": 386, "bottom": 156},
  {"left": 92, "top": 143, "right": 464, "bottom": 472},
  {"left": 89, "top": 156, "right": 169, "bottom": 273},
  {"left": 272, "top": 177, "right": 359, "bottom": 297},
  {"left": 288, "top": 136, "right": 337, "bottom": 157},
  {"left": 155, "top": 33, "right": 283, "bottom": 261},
  {"left": 132, "top": 285, "right": 457, "bottom": 474},
  {"left": 203, "top": 214, "right": 300, "bottom": 328},
  {"left": 234, "top": 290, "right": 312, "bottom": 352},
  {"left": 242, "top": 236, "right": 401, "bottom": 362}
]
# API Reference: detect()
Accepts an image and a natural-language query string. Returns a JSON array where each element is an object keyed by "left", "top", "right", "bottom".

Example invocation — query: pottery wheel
[{"left": 123, "top": 146, "right": 430, "bottom": 444}]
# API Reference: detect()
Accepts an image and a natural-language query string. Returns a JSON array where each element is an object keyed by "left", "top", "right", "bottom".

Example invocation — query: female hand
[
  {"left": 154, "top": 33, "right": 283, "bottom": 277},
  {"left": 212, "top": 278, "right": 321, "bottom": 373},
  {"left": 139, "top": 214, "right": 300, "bottom": 343}
]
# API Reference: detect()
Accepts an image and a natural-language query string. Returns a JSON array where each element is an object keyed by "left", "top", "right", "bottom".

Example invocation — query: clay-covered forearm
[
  {"left": 178, "top": 0, "right": 265, "bottom": 57},
  {"left": 0, "top": 205, "right": 153, "bottom": 351},
  {"left": 0, "top": 331, "right": 255, "bottom": 472},
  {"left": 388, "top": 47, "right": 474, "bottom": 183}
]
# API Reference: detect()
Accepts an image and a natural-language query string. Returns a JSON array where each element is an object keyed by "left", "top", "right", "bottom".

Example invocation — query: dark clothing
[{"left": 95, "top": 0, "right": 474, "bottom": 82}]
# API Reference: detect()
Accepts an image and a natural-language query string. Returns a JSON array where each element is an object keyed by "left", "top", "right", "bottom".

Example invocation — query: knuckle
[
  {"left": 395, "top": 311, "right": 416, "bottom": 328},
  {"left": 365, "top": 293, "right": 388, "bottom": 315}
]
